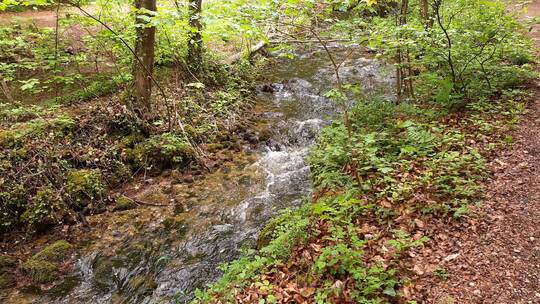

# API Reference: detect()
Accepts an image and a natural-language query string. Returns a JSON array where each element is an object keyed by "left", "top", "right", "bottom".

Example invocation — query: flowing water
[{"left": 10, "top": 46, "right": 394, "bottom": 303}]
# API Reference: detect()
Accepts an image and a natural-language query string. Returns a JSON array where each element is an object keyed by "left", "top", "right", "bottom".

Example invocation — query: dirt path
[
  {"left": 0, "top": 5, "right": 99, "bottom": 27},
  {"left": 411, "top": 1, "right": 540, "bottom": 303}
]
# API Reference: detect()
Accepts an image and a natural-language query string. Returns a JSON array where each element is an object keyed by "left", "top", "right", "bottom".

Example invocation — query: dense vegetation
[{"left": 0, "top": 0, "right": 535, "bottom": 302}]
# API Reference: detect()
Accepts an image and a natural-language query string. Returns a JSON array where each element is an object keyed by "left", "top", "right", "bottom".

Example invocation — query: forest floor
[
  {"left": 0, "top": 5, "right": 96, "bottom": 26},
  {"left": 411, "top": 1, "right": 540, "bottom": 303}
]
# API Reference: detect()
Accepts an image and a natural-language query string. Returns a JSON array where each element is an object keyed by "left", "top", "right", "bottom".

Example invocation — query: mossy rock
[
  {"left": 32, "top": 240, "right": 73, "bottom": 263},
  {"left": 127, "top": 133, "right": 195, "bottom": 170},
  {"left": 125, "top": 274, "right": 157, "bottom": 295},
  {"left": 114, "top": 196, "right": 136, "bottom": 211},
  {"left": 161, "top": 217, "right": 188, "bottom": 236},
  {"left": 47, "top": 275, "right": 80, "bottom": 296},
  {"left": 92, "top": 257, "right": 115, "bottom": 291},
  {"left": 66, "top": 169, "right": 104, "bottom": 205},
  {"left": 0, "top": 255, "right": 16, "bottom": 272},
  {"left": 0, "top": 273, "right": 15, "bottom": 289},
  {"left": 0, "top": 255, "right": 17, "bottom": 289},
  {"left": 22, "top": 259, "right": 58, "bottom": 284}
]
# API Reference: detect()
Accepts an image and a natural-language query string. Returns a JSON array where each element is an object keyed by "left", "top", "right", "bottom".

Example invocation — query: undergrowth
[
  {"left": 0, "top": 58, "right": 260, "bottom": 233},
  {"left": 192, "top": 88, "right": 529, "bottom": 303}
]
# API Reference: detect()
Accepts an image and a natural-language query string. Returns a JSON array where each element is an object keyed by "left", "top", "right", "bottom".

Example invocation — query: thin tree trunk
[
  {"left": 420, "top": 0, "right": 428, "bottom": 23},
  {"left": 396, "top": 0, "right": 409, "bottom": 103},
  {"left": 133, "top": 0, "right": 156, "bottom": 117},
  {"left": 188, "top": 0, "right": 203, "bottom": 73}
]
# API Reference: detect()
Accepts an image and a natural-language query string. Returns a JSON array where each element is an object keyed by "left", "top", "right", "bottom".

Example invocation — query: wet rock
[
  {"left": 92, "top": 257, "right": 114, "bottom": 291},
  {"left": 183, "top": 174, "right": 194, "bottom": 183},
  {"left": 162, "top": 217, "right": 188, "bottom": 236},
  {"left": 22, "top": 260, "right": 58, "bottom": 284},
  {"left": 48, "top": 276, "right": 80, "bottom": 296},
  {"left": 125, "top": 274, "right": 157, "bottom": 295},
  {"left": 243, "top": 132, "right": 259, "bottom": 144},
  {"left": 258, "top": 129, "right": 273, "bottom": 142},
  {"left": 260, "top": 83, "right": 275, "bottom": 93}
]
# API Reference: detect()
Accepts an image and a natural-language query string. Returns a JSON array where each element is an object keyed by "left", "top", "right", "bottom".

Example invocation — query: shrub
[
  {"left": 21, "top": 188, "right": 64, "bottom": 231},
  {"left": 127, "top": 133, "right": 195, "bottom": 171},
  {"left": 66, "top": 169, "right": 105, "bottom": 207}
]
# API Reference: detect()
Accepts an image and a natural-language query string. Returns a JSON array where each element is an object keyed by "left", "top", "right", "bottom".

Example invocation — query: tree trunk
[
  {"left": 420, "top": 0, "right": 433, "bottom": 28},
  {"left": 420, "top": 0, "right": 428, "bottom": 22},
  {"left": 133, "top": 0, "right": 156, "bottom": 117},
  {"left": 188, "top": 0, "right": 203, "bottom": 73}
]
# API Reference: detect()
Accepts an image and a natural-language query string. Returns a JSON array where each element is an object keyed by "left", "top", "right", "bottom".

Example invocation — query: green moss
[
  {"left": 66, "top": 169, "right": 104, "bottom": 205},
  {"left": 0, "top": 130, "right": 18, "bottom": 148},
  {"left": 125, "top": 274, "right": 157, "bottom": 292},
  {"left": 0, "top": 273, "right": 15, "bottom": 289},
  {"left": 0, "top": 255, "right": 16, "bottom": 271},
  {"left": 162, "top": 217, "right": 188, "bottom": 236},
  {"left": 47, "top": 275, "right": 80, "bottom": 296},
  {"left": 22, "top": 259, "right": 58, "bottom": 284},
  {"left": 22, "top": 241, "right": 72, "bottom": 284},
  {"left": 0, "top": 255, "right": 16, "bottom": 289},
  {"left": 32, "top": 240, "right": 73, "bottom": 263},
  {"left": 115, "top": 196, "right": 136, "bottom": 211}
]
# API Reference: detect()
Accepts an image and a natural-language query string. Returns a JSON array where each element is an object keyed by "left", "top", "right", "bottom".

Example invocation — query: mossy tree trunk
[
  {"left": 188, "top": 0, "right": 203, "bottom": 73},
  {"left": 133, "top": 0, "right": 156, "bottom": 118}
]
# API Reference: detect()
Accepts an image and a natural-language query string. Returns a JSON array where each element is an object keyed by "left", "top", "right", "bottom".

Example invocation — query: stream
[{"left": 10, "top": 45, "right": 394, "bottom": 303}]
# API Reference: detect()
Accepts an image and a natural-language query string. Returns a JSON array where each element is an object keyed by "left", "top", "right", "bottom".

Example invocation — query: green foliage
[
  {"left": 192, "top": 207, "right": 310, "bottom": 303},
  {"left": 126, "top": 133, "right": 194, "bottom": 170},
  {"left": 66, "top": 169, "right": 105, "bottom": 206},
  {"left": 21, "top": 187, "right": 64, "bottom": 230},
  {"left": 366, "top": 0, "right": 534, "bottom": 104}
]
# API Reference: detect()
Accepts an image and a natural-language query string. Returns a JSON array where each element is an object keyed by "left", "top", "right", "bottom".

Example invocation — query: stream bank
[{"left": 1, "top": 45, "right": 393, "bottom": 303}]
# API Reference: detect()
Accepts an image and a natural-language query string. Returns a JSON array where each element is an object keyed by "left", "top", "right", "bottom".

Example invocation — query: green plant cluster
[
  {"left": 364, "top": 0, "right": 534, "bottom": 105},
  {"left": 310, "top": 101, "right": 486, "bottom": 216}
]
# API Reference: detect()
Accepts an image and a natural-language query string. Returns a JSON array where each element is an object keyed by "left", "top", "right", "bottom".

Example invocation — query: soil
[
  {"left": 0, "top": 5, "right": 96, "bottom": 27},
  {"left": 409, "top": 1, "right": 540, "bottom": 303}
]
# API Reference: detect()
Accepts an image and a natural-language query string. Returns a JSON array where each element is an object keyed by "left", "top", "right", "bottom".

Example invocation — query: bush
[
  {"left": 66, "top": 169, "right": 105, "bottom": 207},
  {"left": 21, "top": 188, "right": 64, "bottom": 231},
  {"left": 126, "top": 133, "right": 195, "bottom": 171}
]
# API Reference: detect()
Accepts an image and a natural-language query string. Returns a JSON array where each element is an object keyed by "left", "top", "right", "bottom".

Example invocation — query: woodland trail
[
  {"left": 0, "top": 6, "right": 95, "bottom": 27},
  {"left": 413, "top": 1, "right": 540, "bottom": 303}
]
